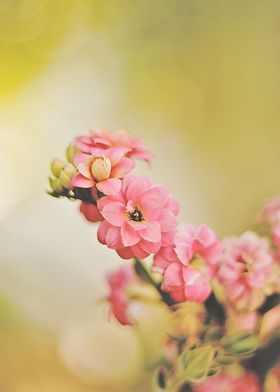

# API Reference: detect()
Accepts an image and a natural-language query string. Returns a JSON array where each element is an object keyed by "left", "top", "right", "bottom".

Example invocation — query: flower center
[
  {"left": 189, "top": 255, "right": 204, "bottom": 271},
  {"left": 129, "top": 208, "right": 144, "bottom": 222}
]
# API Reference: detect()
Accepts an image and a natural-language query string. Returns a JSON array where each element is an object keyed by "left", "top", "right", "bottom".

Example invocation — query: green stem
[{"left": 133, "top": 258, "right": 175, "bottom": 307}]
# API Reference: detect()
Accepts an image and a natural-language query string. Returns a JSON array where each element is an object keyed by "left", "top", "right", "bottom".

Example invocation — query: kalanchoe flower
[
  {"left": 219, "top": 231, "right": 275, "bottom": 311},
  {"left": 74, "top": 129, "right": 153, "bottom": 164},
  {"left": 106, "top": 263, "right": 160, "bottom": 325},
  {"left": 97, "top": 175, "right": 180, "bottom": 259},
  {"left": 71, "top": 149, "right": 135, "bottom": 196},
  {"left": 194, "top": 372, "right": 261, "bottom": 392},
  {"left": 107, "top": 264, "right": 135, "bottom": 325},
  {"left": 257, "top": 195, "right": 280, "bottom": 229},
  {"left": 153, "top": 224, "right": 222, "bottom": 303}
]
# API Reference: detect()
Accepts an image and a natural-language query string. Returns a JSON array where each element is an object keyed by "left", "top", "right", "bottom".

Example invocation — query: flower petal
[
  {"left": 111, "top": 157, "right": 135, "bottom": 178},
  {"left": 106, "top": 226, "right": 122, "bottom": 249},
  {"left": 71, "top": 174, "right": 95, "bottom": 188},
  {"left": 139, "top": 221, "right": 161, "bottom": 243},
  {"left": 121, "top": 221, "right": 141, "bottom": 247},
  {"left": 101, "top": 202, "right": 126, "bottom": 227},
  {"left": 97, "top": 178, "right": 122, "bottom": 195}
]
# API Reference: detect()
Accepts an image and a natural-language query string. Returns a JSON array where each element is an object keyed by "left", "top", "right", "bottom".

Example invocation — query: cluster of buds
[{"left": 48, "top": 129, "right": 280, "bottom": 391}]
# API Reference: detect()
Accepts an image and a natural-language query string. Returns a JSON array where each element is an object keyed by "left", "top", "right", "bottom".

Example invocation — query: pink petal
[
  {"left": 101, "top": 202, "right": 126, "bottom": 227},
  {"left": 140, "top": 239, "right": 161, "bottom": 254},
  {"left": 157, "top": 210, "right": 177, "bottom": 232},
  {"left": 71, "top": 174, "right": 95, "bottom": 188},
  {"left": 97, "top": 221, "right": 111, "bottom": 244},
  {"left": 106, "top": 226, "right": 122, "bottom": 249},
  {"left": 126, "top": 177, "right": 150, "bottom": 202},
  {"left": 97, "top": 178, "right": 122, "bottom": 195},
  {"left": 106, "top": 148, "right": 126, "bottom": 165},
  {"left": 139, "top": 221, "right": 161, "bottom": 243},
  {"left": 111, "top": 157, "right": 135, "bottom": 178},
  {"left": 116, "top": 247, "right": 134, "bottom": 260},
  {"left": 130, "top": 243, "right": 150, "bottom": 259},
  {"left": 163, "top": 262, "right": 184, "bottom": 290},
  {"left": 80, "top": 202, "right": 103, "bottom": 222},
  {"left": 73, "top": 153, "right": 91, "bottom": 165},
  {"left": 121, "top": 221, "right": 141, "bottom": 247},
  {"left": 77, "top": 163, "right": 92, "bottom": 179}
]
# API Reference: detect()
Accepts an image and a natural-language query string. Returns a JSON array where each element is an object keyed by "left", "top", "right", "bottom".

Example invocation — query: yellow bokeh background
[{"left": 0, "top": 1, "right": 280, "bottom": 390}]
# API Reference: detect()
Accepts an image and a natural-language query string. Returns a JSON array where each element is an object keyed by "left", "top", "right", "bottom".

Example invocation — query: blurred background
[{"left": 0, "top": 0, "right": 280, "bottom": 390}]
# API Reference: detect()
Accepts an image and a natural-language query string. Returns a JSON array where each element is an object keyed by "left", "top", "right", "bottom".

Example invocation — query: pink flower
[
  {"left": 79, "top": 202, "right": 103, "bottom": 223},
  {"left": 219, "top": 231, "right": 274, "bottom": 310},
  {"left": 273, "top": 224, "right": 280, "bottom": 257},
  {"left": 97, "top": 175, "right": 180, "bottom": 259},
  {"left": 107, "top": 264, "right": 135, "bottom": 325},
  {"left": 153, "top": 224, "right": 222, "bottom": 303},
  {"left": 71, "top": 148, "right": 135, "bottom": 195},
  {"left": 258, "top": 195, "right": 280, "bottom": 228},
  {"left": 74, "top": 129, "right": 153, "bottom": 164},
  {"left": 194, "top": 373, "right": 260, "bottom": 392}
]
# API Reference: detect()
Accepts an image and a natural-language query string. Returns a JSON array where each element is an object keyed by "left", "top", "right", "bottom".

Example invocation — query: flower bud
[
  {"left": 66, "top": 143, "right": 80, "bottom": 163},
  {"left": 91, "top": 156, "right": 111, "bottom": 181},
  {"left": 51, "top": 159, "right": 66, "bottom": 177},
  {"left": 59, "top": 163, "right": 77, "bottom": 189},
  {"left": 49, "top": 177, "right": 64, "bottom": 193},
  {"left": 221, "top": 333, "right": 259, "bottom": 357}
]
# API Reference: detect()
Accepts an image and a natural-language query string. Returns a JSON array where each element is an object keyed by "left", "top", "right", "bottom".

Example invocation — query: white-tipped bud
[
  {"left": 91, "top": 156, "right": 111, "bottom": 182},
  {"left": 51, "top": 159, "right": 66, "bottom": 177}
]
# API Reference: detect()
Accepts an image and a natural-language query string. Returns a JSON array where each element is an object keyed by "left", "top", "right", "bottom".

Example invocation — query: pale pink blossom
[
  {"left": 79, "top": 202, "right": 103, "bottom": 223},
  {"left": 219, "top": 231, "right": 274, "bottom": 310},
  {"left": 97, "top": 175, "right": 179, "bottom": 259},
  {"left": 106, "top": 264, "right": 135, "bottom": 325},
  {"left": 194, "top": 372, "right": 260, "bottom": 392},
  {"left": 153, "top": 224, "right": 222, "bottom": 303},
  {"left": 71, "top": 148, "right": 135, "bottom": 195},
  {"left": 74, "top": 129, "right": 153, "bottom": 163},
  {"left": 258, "top": 195, "right": 280, "bottom": 228}
]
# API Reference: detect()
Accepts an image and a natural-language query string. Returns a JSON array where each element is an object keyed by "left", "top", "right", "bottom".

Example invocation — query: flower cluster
[{"left": 48, "top": 129, "right": 280, "bottom": 392}]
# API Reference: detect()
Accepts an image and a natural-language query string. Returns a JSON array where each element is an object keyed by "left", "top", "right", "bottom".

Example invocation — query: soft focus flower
[
  {"left": 219, "top": 231, "right": 274, "bottom": 310},
  {"left": 194, "top": 372, "right": 261, "bottom": 392},
  {"left": 273, "top": 224, "right": 280, "bottom": 256},
  {"left": 153, "top": 224, "right": 222, "bottom": 303},
  {"left": 71, "top": 149, "right": 135, "bottom": 195},
  {"left": 74, "top": 129, "right": 153, "bottom": 163},
  {"left": 107, "top": 264, "right": 135, "bottom": 325},
  {"left": 80, "top": 202, "right": 103, "bottom": 223},
  {"left": 97, "top": 175, "right": 179, "bottom": 259},
  {"left": 258, "top": 195, "right": 280, "bottom": 228},
  {"left": 226, "top": 310, "right": 259, "bottom": 334}
]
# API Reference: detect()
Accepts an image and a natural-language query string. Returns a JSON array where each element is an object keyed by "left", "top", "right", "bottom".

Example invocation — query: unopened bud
[
  {"left": 49, "top": 177, "right": 64, "bottom": 193},
  {"left": 91, "top": 156, "right": 111, "bottom": 181},
  {"left": 51, "top": 159, "right": 66, "bottom": 177},
  {"left": 59, "top": 163, "right": 77, "bottom": 189},
  {"left": 66, "top": 143, "right": 80, "bottom": 163},
  {"left": 222, "top": 333, "right": 259, "bottom": 356}
]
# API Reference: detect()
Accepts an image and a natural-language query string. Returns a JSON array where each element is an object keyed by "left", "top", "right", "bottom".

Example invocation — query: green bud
[
  {"left": 50, "top": 159, "right": 66, "bottom": 177},
  {"left": 222, "top": 333, "right": 259, "bottom": 357},
  {"left": 203, "top": 326, "right": 223, "bottom": 342},
  {"left": 66, "top": 143, "right": 80, "bottom": 163},
  {"left": 215, "top": 353, "right": 235, "bottom": 365},
  {"left": 177, "top": 345, "right": 217, "bottom": 384},
  {"left": 64, "top": 163, "right": 77, "bottom": 178},
  {"left": 49, "top": 177, "right": 64, "bottom": 193}
]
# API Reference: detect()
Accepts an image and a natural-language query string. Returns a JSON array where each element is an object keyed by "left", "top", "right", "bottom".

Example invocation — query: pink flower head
[
  {"left": 106, "top": 264, "right": 135, "bottom": 325},
  {"left": 153, "top": 224, "right": 223, "bottom": 303},
  {"left": 219, "top": 231, "right": 274, "bottom": 310},
  {"left": 71, "top": 148, "right": 135, "bottom": 195},
  {"left": 97, "top": 175, "right": 180, "bottom": 260},
  {"left": 258, "top": 195, "right": 280, "bottom": 228},
  {"left": 194, "top": 373, "right": 260, "bottom": 392},
  {"left": 74, "top": 129, "right": 153, "bottom": 164}
]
